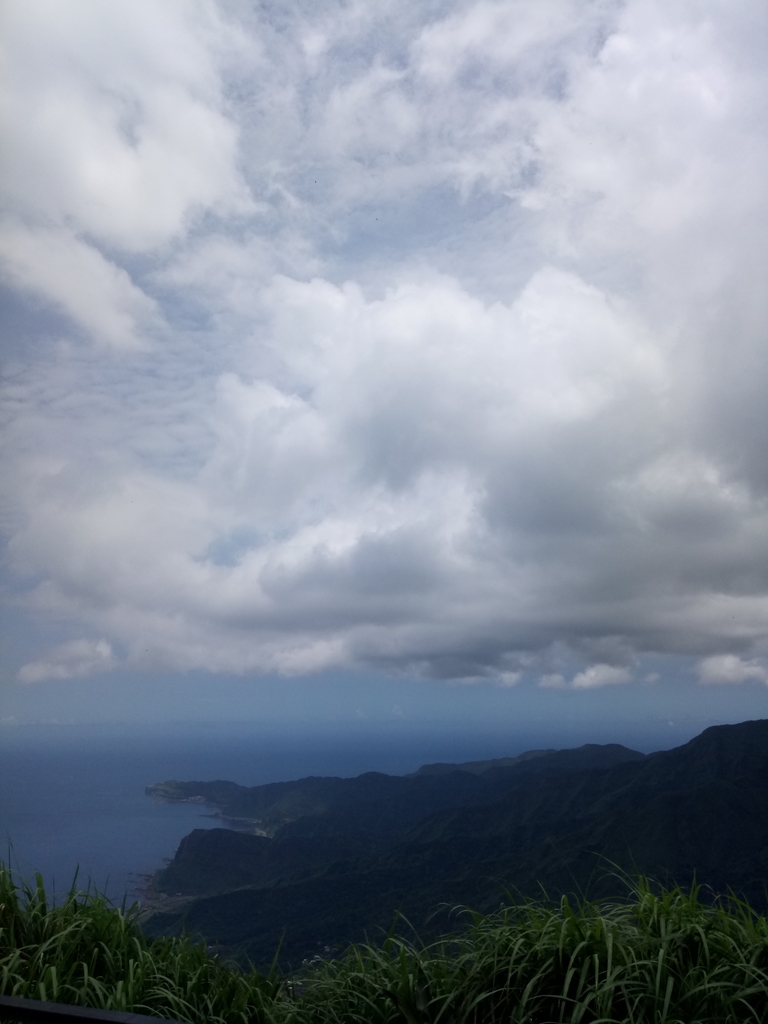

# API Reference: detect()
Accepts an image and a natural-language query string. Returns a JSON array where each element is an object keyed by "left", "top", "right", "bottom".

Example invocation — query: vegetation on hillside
[
  {"left": 144, "top": 722, "right": 768, "bottom": 966},
  {"left": 0, "top": 865, "right": 279, "bottom": 1024},
  {"left": 2, "top": 864, "right": 767, "bottom": 1023}
]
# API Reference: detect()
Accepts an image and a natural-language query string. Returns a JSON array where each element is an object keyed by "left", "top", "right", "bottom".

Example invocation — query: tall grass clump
[
  {"left": 2, "top": 863, "right": 768, "bottom": 1023},
  {"left": 0, "top": 864, "right": 281, "bottom": 1023},
  {"left": 293, "top": 880, "right": 768, "bottom": 1023}
]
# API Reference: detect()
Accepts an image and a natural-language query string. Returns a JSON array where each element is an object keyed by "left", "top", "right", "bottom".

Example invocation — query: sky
[{"left": 1, "top": 0, "right": 768, "bottom": 742}]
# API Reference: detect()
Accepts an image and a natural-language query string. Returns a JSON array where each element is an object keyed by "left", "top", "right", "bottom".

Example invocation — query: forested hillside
[{"left": 143, "top": 720, "right": 768, "bottom": 968}]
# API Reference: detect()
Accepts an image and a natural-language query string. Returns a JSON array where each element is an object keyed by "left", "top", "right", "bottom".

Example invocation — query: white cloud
[
  {"left": 0, "top": 0, "right": 252, "bottom": 250},
  {"left": 698, "top": 655, "right": 768, "bottom": 686},
  {"left": 497, "top": 672, "right": 522, "bottom": 688},
  {"left": 572, "top": 665, "right": 632, "bottom": 690},
  {"left": 19, "top": 639, "right": 115, "bottom": 684},
  {"left": 413, "top": 0, "right": 584, "bottom": 80},
  {"left": 0, "top": 223, "right": 159, "bottom": 349},
  {"left": 3, "top": 244, "right": 767, "bottom": 680},
  {"left": 1, "top": 0, "right": 768, "bottom": 688}
]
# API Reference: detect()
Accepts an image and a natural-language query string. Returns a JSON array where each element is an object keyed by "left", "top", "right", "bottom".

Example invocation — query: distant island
[{"left": 142, "top": 719, "right": 768, "bottom": 969}]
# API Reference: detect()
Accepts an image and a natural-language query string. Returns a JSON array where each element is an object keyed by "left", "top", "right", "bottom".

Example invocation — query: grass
[
  {"left": 298, "top": 880, "right": 768, "bottom": 1023},
  {"left": 2, "top": 864, "right": 767, "bottom": 1023},
  {"left": 0, "top": 864, "right": 280, "bottom": 1023}
]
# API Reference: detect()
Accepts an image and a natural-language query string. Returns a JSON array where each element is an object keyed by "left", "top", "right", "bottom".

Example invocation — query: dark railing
[{"left": 0, "top": 996, "right": 183, "bottom": 1024}]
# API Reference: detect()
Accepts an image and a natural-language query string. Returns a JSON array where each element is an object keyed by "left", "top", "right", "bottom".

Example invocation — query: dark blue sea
[{"left": 0, "top": 721, "right": 599, "bottom": 903}]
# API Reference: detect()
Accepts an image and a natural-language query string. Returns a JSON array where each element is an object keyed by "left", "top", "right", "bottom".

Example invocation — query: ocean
[{"left": 0, "top": 721, "right": 575, "bottom": 903}]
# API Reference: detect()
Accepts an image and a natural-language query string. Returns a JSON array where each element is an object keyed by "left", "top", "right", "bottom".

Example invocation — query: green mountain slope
[{"left": 142, "top": 720, "right": 768, "bottom": 969}]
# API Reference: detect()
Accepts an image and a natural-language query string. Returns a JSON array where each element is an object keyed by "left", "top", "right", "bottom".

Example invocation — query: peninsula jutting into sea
[{"left": 142, "top": 719, "right": 768, "bottom": 969}]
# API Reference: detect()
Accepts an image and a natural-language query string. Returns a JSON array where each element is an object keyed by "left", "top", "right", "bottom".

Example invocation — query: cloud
[
  {"left": 3, "top": 267, "right": 677, "bottom": 678},
  {"left": 0, "top": 0, "right": 252, "bottom": 250},
  {"left": 19, "top": 639, "right": 115, "bottom": 684},
  {"left": 539, "top": 674, "right": 567, "bottom": 690},
  {"left": 0, "top": 223, "right": 159, "bottom": 349},
  {"left": 1, "top": 1, "right": 768, "bottom": 687},
  {"left": 497, "top": 672, "right": 522, "bottom": 688},
  {"left": 538, "top": 665, "right": 632, "bottom": 689},
  {"left": 572, "top": 665, "right": 632, "bottom": 690},
  {"left": 698, "top": 655, "right": 768, "bottom": 686}
]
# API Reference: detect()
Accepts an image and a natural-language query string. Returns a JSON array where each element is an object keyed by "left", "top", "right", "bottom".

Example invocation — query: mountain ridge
[{"left": 142, "top": 720, "right": 768, "bottom": 968}]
